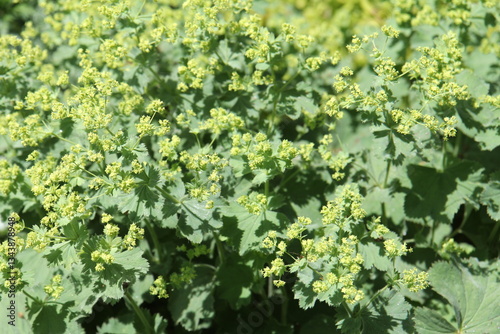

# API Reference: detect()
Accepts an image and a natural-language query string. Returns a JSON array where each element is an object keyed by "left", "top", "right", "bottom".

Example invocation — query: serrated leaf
[
  {"left": 362, "top": 187, "right": 406, "bottom": 225},
  {"left": 404, "top": 161, "right": 484, "bottom": 225},
  {"left": 44, "top": 241, "right": 79, "bottom": 269},
  {"left": 480, "top": 177, "right": 500, "bottom": 221},
  {"left": 117, "top": 166, "right": 164, "bottom": 219},
  {"left": 293, "top": 266, "right": 318, "bottom": 309},
  {"left": 178, "top": 199, "right": 219, "bottom": 243},
  {"left": 457, "top": 102, "right": 500, "bottom": 151},
  {"left": 414, "top": 308, "right": 457, "bottom": 334},
  {"left": 216, "top": 261, "right": 253, "bottom": 309},
  {"left": 358, "top": 242, "right": 392, "bottom": 271},
  {"left": 372, "top": 126, "right": 414, "bottom": 161},
  {"left": 221, "top": 204, "right": 287, "bottom": 255},
  {"left": 65, "top": 265, "right": 104, "bottom": 314},
  {"left": 97, "top": 316, "right": 135, "bottom": 334},
  {"left": 79, "top": 238, "right": 149, "bottom": 301},
  {"left": 112, "top": 247, "right": 149, "bottom": 273},
  {"left": 415, "top": 259, "right": 500, "bottom": 333},
  {"left": 295, "top": 96, "right": 317, "bottom": 117},
  {"left": 360, "top": 289, "right": 413, "bottom": 333},
  {"left": 32, "top": 305, "right": 69, "bottom": 334},
  {"left": 455, "top": 70, "right": 489, "bottom": 99},
  {"left": 168, "top": 266, "right": 215, "bottom": 331}
]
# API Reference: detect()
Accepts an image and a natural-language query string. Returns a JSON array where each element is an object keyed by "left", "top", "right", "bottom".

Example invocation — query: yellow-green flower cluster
[
  {"left": 286, "top": 216, "right": 311, "bottom": 240},
  {"left": 150, "top": 276, "right": 169, "bottom": 299},
  {"left": 179, "top": 151, "right": 227, "bottom": 201},
  {"left": 177, "top": 57, "right": 217, "bottom": 91},
  {"left": 44, "top": 274, "right": 64, "bottom": 299},
  {"left": 262, "top": 230, "right": 278, "bottom": 249},
  {"left": 2, "top": 268, "right": 22, "bottom": 290},
  {"left": 177, "top": 244, "right": 211, "bottom": 261},
  {"left": 439, "top": 238, "right": 471, "bottom": 259},
  {"left": 322, "top": 96, "right": 343, "bottom": 120},
  {"left": 384, "top": 239, "right": 412, "bottom": 258},
  {"left": 261, "top": 184, "right": 428, "bottom": 305},
  {"left": 406, "top": 32, "right": 470, "bottom": 106},
  {"left": 0, "top": 112, "right": 49, "bottom": 147},
  {"left": 122, "top": 224, "right": 145, "bottom": 250},
  {"left": 400, "top": 269, "right": 429, "bottom": 292},
  {"left": 237, "top": 192, "right": 268, "bottom": 215},
  {"left": 231, "top": 132, "right": 300, "bottom": 172},
  {"left": 338, "top": 28, "right": 468, "bottom": 140},
  {"left": 170, "top": 264, "right": 197, "bottom": 288},
  {"left": 0, "top": 34, "right": 47, "bottom": 69},
  {"left": 0, "top": 235, "right": 25, "bottom": 257},
  {"left": 338, "top": 236, "right": 364, "bottom": 274},
  {"left": 320, "top": 184, "right": 366, "bottom": 228},
  {"left": 261, "top": 258, "right": 286, "bottom": 278},
  {"left": 0, "top": 160, "right": 20, "bottom": 195},
  {"left": 103, "top": 224, "right": 120, "bottom": 239},
  {"left": 159, "top": 135, "right": 182, "bottom": 162},
  {"left": 199, "top": 108, "right": 245, "bottom": 135},
  {"left": 318, "top": 135, "right": 351, "bottom": 180},
  {"left": 91, "top": 250, "right": 115, "bottom": 272}
]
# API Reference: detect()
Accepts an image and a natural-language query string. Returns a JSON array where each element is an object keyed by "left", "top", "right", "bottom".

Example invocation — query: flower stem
[{"left": 124, "top": 289, "right": 154, "bottom": 334}]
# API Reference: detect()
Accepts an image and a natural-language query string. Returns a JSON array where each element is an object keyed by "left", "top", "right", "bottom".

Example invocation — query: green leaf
[
  {"left": 413, "top": 308, "right": 457, "bottom": 334},
  {"left": 358, "top": 242, "right": 392, "bottom": 271},
  {"left": 98, "top": 316, "right": 135, "bottom": 334},
  {"left": 372, "top": 126, "right": 414, "bottom": 162},
  {"left": 404, "top": 161, "right": 484, "bottom": 225},
  {"left": 79, "top": 238, "right": 149, "bottom": 301},
  {"left": 455, "top": 70, "right": 489, "bottom": 99},
  {"left": 360, "top": 289, "right": 413, "bottom": 333},
  {"left": 294, "top": 96, "right": 318, "bottom": 119},
  {"left": 120, "top": 166, "right": 164, "bottom": 218},
  {"left": 293, "top": 266, "right": 319, "bottom": 309},
  {"left": 362, "top": 186, "right": 406, "bottom": 226},
  {"left": 64, "top": 264, "right": 104, "bottom": 314},
  {"left": 415, "top": 259, "right": 500, "bottom": 334},
  {"left": 44, "top": 241, "right": 80, "bottom": 269},
  {"left": 32, "top": 305, "right": 69, "bottom": 334},
  {"left": 168, "top": 266, "right": 215, "bottom": 331},
  {"left": 216, "top": 260, "right": 253, "bottom": 309},
  {"left": 221, "top": 204, "right": 287, "bottom": 255},
  {"left": 178, "top": 199, "right": 219, "bottom": 243},
  {"left": 480, "top": 174, "right": 500, "bottom": 221},
  {"left": 457, "top": 102, "right": 500, "bottom": 151}
]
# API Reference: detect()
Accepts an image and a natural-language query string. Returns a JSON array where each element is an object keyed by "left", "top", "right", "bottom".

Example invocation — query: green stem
[
  {"left": 133, "top": 0, "right": 147, "bottom": 19},
  {"left": 124, "top": 290, "right": 153, "bottom": 334},
  {"left": 489, "top": 221, "right": 500, "bottom": 244},
  {"left": 193, "top": 263, "right": 217, "bottom": 271},
  {"left": 449, "top": 204, "right": 472, "bottom": 239},
  {"left": 453, "top": 131, "right": 462, "bottom": 158},
  {"left": 23, "top": 290, "right": 41, "bottom": 304},
  {"left": 264, "top": 179, "right": 269, "bottom": 200},
  {"left": 383, "top": 159, "right": 392, "bottom": 189},
  {"left": 267, "top": 67, "right": 303, "bottom": 136},
  {"left": 145, "top": 220, "right": 161, "bottom": 263},
  {"left": 355, "top": 284, "right": 389, "bottom": 317},
  {"left": 155, "top": 185, "right": 180, "bottom": 204},
  {"left": 267, "top": 275, "right": 274, "bottom": 298},
  {"left": 279, "top": 286, "right": 288, "bottom": 326},
  {"left": 277, "top": 168, "right": 300, "bottom": 192},
  {"left": 214, "top": 232, "right": 226, "bottom": 265},
  {"left": 342, "top": 301, "right": 354, "bottom": 318}
]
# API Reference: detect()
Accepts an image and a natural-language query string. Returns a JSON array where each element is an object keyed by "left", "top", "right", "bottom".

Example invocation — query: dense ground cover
[{"left": 0, "top": 0, "right": 499, "bottom": 333}]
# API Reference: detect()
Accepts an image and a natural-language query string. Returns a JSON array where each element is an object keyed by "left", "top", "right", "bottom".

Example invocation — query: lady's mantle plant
[{"left": 0, "top": 0, "right": 498, "bottom": 333}]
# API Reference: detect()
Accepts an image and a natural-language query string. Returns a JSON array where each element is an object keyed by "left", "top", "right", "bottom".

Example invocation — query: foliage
[{"left": 0, "top": 0, "right": 498, "bottom": 333}]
